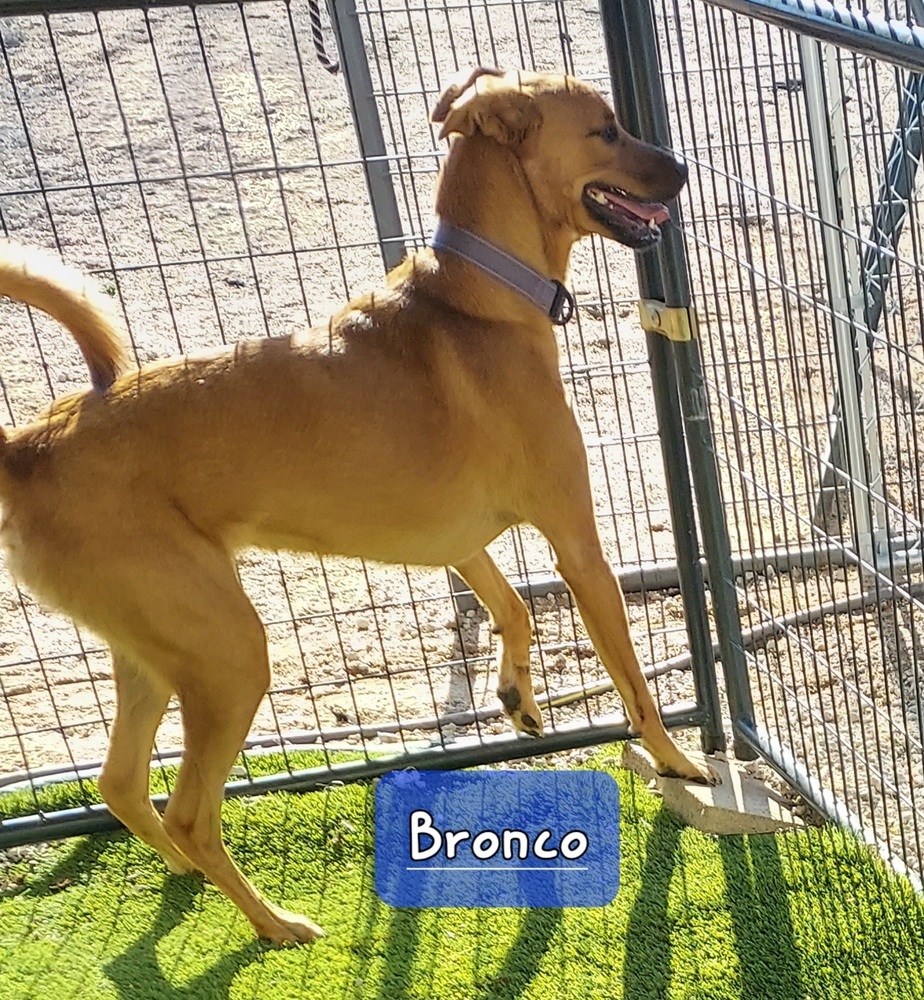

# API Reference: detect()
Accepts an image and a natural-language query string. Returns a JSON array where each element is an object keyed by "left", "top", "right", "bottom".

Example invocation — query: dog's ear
[
  {"left": 432, "top": 68, "right": 540, "bottom": 145},
  {"left": 431, "top": 67, "right": 504, "bottom": 125}
]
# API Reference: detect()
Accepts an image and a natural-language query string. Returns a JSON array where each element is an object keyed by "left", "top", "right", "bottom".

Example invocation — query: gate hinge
[{"left": 638, "top": 300, "right": 698, "bottom": 342}]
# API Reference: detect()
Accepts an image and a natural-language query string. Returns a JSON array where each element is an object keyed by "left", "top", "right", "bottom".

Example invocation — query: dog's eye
[{"left": 593, "top": 124, "right": 620, "bottom": 144}]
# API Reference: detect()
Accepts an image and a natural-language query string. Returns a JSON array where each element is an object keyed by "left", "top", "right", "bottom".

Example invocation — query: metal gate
[{"left": 653, "top": 0, "right": 924, "bottom": 885}]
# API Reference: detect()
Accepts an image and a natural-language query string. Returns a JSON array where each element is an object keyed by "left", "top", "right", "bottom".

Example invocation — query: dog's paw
[
  {"left": 162, "top": 853, "right": 198, "bottom": 876},
  {"left": 258, "top": 904, "right": 325, "bottom": 946},
  {"left": 497, "top": 684, "right": 544, "bottom": 738},
  {"left": 656, "top": 758, "right": 717, "bottom": 786},
  {"left": 515, "top": 712, "right": 544, "bottom": 738},
  {"left": 639, "top": 738, "right": 718, "bottom": 786}
]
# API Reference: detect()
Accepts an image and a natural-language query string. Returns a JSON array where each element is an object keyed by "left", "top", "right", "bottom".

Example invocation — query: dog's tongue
[{"left": 603, "top": 189, "right": 670, "bottom": 224}]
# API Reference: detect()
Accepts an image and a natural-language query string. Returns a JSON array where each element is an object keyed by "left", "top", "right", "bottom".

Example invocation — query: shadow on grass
[
  {"left": 623, "top": 806, "right": 804, "bottom": 1000},
  {"left": 623, "top": 807, "right": 682, "bottom": 1000},
  {"left": 477, "top": 908, "right": 562, "bottom": 1000},
  {"left": 377, "top": 908, "right": 421, "bottom": 999},
  {"left": 339, "top": 882, "right": 384, "bottom": 1000},
  {"left": 17, "top": 832, "right": 124, "bottom": 897},
  {"left": 104, "top": 875, "right": 264, "bottom": 1000},
  {"left": 719, "top": 835, "right": 803, "bottom": 999},
  {"left": 370, "top": 905, "right": 560, "bottom": 1000}
]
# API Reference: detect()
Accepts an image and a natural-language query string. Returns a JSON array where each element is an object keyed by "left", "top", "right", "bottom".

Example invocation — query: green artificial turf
[
  {"left": 0, "top": 750, "right": 364, "bottom": 823},
  {"left": 1, "top": 751, "right": 923, "bottom": 1000}
]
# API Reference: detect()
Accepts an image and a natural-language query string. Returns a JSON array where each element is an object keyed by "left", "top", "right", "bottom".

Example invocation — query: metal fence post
[
  {"left": 326, "top": 0, "right": 406, "bottom": 270},
  {"left": 600, "top": 0, "right": 755, "bottom": 758},
  {"left": 800, "top": 36, "right": 886, "bottom": 573}
]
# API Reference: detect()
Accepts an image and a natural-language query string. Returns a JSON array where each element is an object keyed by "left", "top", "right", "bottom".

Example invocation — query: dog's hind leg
[
  {"left": 98, "top": 653, "right": 194, "bottom": 875},
  {"left": 164, "top": 654, "right": 323, "bottom": 944},
  {"left": 454, "top": 550, "right": 543, "bottom": 737},
  {"left": 85, "top": 526, "right": 323, "bottom": 944},
  {"left": 127, "top": 550, "right": 323, "bottom": 944}
]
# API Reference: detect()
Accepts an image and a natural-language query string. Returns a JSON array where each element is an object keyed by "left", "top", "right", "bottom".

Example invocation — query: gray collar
[{"left": 428, "top": 219, "right": 575, "bottom": 325}]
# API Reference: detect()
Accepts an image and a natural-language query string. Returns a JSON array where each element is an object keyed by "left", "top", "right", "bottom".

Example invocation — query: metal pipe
[
  {"left": 700, "top": 0, "right": 924, "bottom": 75},
  {"left": 0, "top": 702, "right": 703, "bottom": 848},
  {"left": 0, "top": 655, "right": 698, "bottom": 792},
  {"left": 326, "top": 0, "right": 406, "bottom": 271},
  {"left": 600, "top": 0, "right": 725, "bottom": 755},
  {"left": 0, "top": 0, "right": 246, "bottom": 12},
  {"left": 801, "top": 35, "right": 884, "bottom": 571},
  {"left": 451, "top": 541, "right": 852, "bottom": 613},
  {"left": 818, "top": 36, "right": 924, "bottom": 528}
]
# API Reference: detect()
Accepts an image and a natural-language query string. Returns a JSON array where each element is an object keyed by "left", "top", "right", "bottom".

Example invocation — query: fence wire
[
  {"left": 0, "top": 1, "right": 702, "bottom": 832},
  {"left": 658, "top": 0, "right": 924, "bottom": 882}
]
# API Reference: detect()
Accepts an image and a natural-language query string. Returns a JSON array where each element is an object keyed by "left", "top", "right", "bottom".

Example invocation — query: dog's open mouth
[{"left": 582, "top": 184, "right": 670, "bottom": 249}]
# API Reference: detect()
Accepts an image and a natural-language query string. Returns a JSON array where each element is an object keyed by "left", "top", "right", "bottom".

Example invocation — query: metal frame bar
[
  {"left": 701, "top": 0, "right": 924, "bottom": 74},
  {"left": 814, "top": 47, "right": 924, "bottom": 568},
  {"left": 601, "top": 0, "right": 755, "bottom": 757},
  {"left": 0, "top": 702, "right": 703, "bottom": 847},
  {"left": 326, "top": 0, "right": 407, "bottom": 270},
  {"left": 0, "top": 0, "right": 257, "bottom": 13},
  {"left": 800, "top": 36, "right": 886, "bottom": 571}
]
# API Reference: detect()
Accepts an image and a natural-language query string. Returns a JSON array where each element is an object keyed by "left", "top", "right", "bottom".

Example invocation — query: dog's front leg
[
  {"left": 453, "top": 550, "right": 544, "bottom": 737},
  {"left": 532, "top": 489, "right": 712, "bottom": 783}
]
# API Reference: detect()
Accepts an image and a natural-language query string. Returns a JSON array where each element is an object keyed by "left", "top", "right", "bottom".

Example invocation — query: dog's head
[{"left": 432, "top": 68, "right": 687, "bottom": 250}]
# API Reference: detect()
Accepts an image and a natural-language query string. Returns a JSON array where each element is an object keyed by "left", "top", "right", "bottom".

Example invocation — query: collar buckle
[{"left": 549, "top": 282, "right": 575, "bottom": 325}]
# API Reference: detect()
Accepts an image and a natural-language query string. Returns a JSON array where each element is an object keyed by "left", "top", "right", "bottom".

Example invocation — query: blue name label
[{"left": 374, "top": 770, "right": 619, "bottom": 908}]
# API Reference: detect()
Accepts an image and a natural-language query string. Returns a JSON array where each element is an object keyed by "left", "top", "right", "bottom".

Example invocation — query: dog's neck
[{"left": 433, "top": 133, "right": 575, "bottom": 288}]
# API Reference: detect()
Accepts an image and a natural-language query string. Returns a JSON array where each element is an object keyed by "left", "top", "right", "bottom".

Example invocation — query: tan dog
[{"left": 0, "top": 68, "right": 709, "bottom": 943}]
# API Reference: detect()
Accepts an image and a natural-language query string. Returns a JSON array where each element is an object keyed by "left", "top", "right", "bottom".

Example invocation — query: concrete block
[{"left": 621, "top": 743, "right": 806, "bottom": 835}]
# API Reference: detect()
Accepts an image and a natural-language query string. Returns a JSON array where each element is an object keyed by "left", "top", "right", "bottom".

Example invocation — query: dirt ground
[{"left": 0, "top": 0, "right": 921, "bottom": 881}]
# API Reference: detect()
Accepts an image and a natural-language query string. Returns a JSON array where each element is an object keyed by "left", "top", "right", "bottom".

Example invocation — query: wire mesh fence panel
[
  {"left": 656, "top": 0, "right": 924, "bottom": 882},
  {"left": 0, "top": 0, "right": 705, "bottom": 834}
]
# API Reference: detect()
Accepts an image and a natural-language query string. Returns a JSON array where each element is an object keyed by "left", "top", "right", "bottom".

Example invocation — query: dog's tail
[{"left": 0, "top": 241, "right": 130, "bottom": 395}]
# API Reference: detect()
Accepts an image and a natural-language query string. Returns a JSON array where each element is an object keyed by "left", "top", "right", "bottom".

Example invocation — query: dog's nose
[
  {"left": 636, "top": 143, "right": 689, "bottom": 201},
  {"left": 653, "top": 146, "right": 688, "bottom": 195},
  {"left": 664, "top": 152, "right": 688, "bottom": 189}
]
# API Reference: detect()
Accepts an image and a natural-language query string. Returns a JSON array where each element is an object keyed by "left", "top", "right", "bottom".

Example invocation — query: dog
[{"left": 0, "top": 68, "right": 710, "bottom": 943}]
